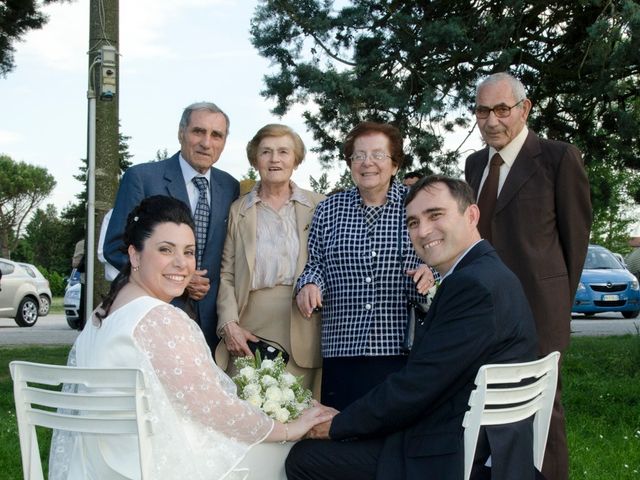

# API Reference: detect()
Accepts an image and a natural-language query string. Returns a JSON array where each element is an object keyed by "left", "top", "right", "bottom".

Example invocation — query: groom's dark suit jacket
[
  {"left": 104, "top": 152, "right": 239, "bottom": 349},
  {"left": 329, "top": 240, "right": 538, "bottom": 480}
]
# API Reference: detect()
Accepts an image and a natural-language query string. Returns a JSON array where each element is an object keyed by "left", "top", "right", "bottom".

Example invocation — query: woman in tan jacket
[{"left": 216, "top": 124, "right": 324, "bottom": 394}]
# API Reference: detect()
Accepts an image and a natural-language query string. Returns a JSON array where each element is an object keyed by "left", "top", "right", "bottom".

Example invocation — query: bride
[{"left": 48, "top": 195, "right": 332, "bottom": 480}]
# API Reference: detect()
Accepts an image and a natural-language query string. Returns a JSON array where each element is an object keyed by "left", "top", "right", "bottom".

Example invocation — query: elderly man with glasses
[{"left": 465, "top": 72, "right": 592, "bottom": 480}]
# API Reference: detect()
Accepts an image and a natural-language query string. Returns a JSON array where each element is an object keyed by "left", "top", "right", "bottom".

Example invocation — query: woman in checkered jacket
[{"left": 295, "top": 122, "right": 436, "bottom": 410}]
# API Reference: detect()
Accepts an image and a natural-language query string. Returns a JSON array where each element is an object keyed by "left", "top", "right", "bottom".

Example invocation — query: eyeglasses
[
  {"left": 474, "top": 99, "right": 524, "bottom": 119},
  {"left": 350, "top": 151, "right": 393, "bottom": 164}
]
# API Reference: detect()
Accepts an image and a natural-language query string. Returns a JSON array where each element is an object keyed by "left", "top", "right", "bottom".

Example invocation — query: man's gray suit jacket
[{"left": 104, "top": 152, "right": 239, "bottom": 349}]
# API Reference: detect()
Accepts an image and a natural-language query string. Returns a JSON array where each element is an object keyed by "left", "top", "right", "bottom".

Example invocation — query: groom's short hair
[{"left": 405, "top": 175, "right": 476, "bottom": 214}]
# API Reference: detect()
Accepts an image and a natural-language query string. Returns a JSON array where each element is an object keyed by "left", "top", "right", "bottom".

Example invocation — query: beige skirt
[{"left": 217, "top": 285, "right": 320, "bottom": 395}]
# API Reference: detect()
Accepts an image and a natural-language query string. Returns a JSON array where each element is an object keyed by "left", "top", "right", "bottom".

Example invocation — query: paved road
[
  {"left": 0, "top": 314, "right": 79, "bottom": 346},
  {"left": 0, "top": 313, "right": 638, "bottom": 346},
  {"left": 571, "top": 312, "right": 640, "bottom": 336}
]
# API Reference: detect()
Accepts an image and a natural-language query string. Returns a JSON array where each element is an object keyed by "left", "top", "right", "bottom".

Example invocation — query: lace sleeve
[{"left": 133, "top": 304, "right": 274, "bottom": 443}]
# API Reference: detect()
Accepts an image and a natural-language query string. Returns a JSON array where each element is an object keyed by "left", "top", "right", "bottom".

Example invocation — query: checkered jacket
[{"left": 296, "top": 181, "right": 429, "bottom": 357}]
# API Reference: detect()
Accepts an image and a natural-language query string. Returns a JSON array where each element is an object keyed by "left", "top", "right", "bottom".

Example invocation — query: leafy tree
[
  {"left": 242, "top": 167, "right": 258, "bottom": 181},
  {"left": 309, "top": 172, "right": 331, "bottom": 194},
  {"left": 0, "top": 155, "right": 56, "bottom": 257},
  {"left": 588, "top": 162, "right": 640, "bottom": 253},
  {"left": 333, "top": 168, "right": 354, "bottom": 191},
  {"left": 251, "top": 0, "right": 640, "bottom": 245},
  {"left": 64, "top": 128, "right": 134, "bottom": 245},
  {"left": 309, "top": 168, "right": 354, "bottom": 195},
  {"left": 38, "top": 266, "right": 66, "bottom": 296},
  {"left": 154, "top": 148, "right": 169, "bottom": 162},
  {"left": 72, "top": 130, "right": 133, "bottom": 205},
  {"left": 17, "top": 204, "right": 74, "bottom": 273},
  {"left": 118, "top": 131, "right": 133, "bottom": 171},
  {"left": 0, "top": 0, "right": 71, "bottom": 77}
]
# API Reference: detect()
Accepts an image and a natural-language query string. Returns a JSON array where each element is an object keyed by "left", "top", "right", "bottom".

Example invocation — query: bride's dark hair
[{"left": 96, "top": 195, "right": 195, "bottom": 323}]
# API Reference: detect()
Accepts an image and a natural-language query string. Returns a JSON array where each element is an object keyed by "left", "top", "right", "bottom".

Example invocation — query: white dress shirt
[
  {"left": 477, "top": 126, "right": 529, "bottom": 198},
  {"left": 179, "top": 154, "right": 212, "bottom": 213}
]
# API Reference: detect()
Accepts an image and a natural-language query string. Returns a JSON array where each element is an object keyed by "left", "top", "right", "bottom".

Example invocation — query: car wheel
[
  {"left": 622, "top": 310, "right": 639, "bottom": 319},
  {"left": 66, "top": 317, "right": 81, "bottom": 330},
  {"left": 38, "top": 294, "right": 51, "bottom": 316},
  {"left": 15, "top": 297, "right": 39, "bottom": 327}
]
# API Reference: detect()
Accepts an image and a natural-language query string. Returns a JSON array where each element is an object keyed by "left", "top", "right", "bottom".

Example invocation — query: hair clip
[{"left": 133, "top": 216, "right": 139, "bottom": 222}]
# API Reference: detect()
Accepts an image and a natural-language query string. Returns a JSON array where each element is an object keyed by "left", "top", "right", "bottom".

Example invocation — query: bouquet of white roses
[{"left": 232, "top": 351, "right": 312, "bottom": 423}]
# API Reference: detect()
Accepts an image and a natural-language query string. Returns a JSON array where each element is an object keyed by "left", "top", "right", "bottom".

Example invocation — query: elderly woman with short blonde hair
[{"left": 216, "top": 124, "right": 325, "bottom": 394}]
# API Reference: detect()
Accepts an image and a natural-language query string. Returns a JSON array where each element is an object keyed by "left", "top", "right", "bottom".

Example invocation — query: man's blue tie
[{"left": 192, "top": 176, "right": 210, "bottom": 269}]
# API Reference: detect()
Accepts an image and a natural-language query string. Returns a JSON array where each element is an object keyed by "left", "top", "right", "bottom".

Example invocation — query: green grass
[
  {"left": 1, "top": 346, "right": 70, "bottom": 479},
  {"left": 0, "top": 338, "right": 638, "bottom": 479},
  {"left": 564, "top": 335, "right": 640, "bottom": 479}
]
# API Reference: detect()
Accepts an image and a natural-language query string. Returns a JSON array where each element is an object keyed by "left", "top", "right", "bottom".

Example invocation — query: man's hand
[
  {"left": 296, "top": 284, "right": 322, "bottom": 318},
  {"left": 406, "top": 264, "right": 436, "bottom": 295},
  {"left": 222, "top": 322, "right": 258, "bottom": 357},
  {"left": 186, "top": 269, "right": 210, "bottom": 300},
  {"left": 306, "top": 418, "right": 333, "bottom": 439}
]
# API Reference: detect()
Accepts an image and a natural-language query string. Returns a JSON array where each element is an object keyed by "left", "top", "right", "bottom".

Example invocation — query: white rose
[
  {"left": 261, "top": 375, "right": 277, "bottom": 387},
  {"left": 280, "top": 372, "right": 296, "bottom": 387},
  {"left": 247, "top": 395, "right": 263, "bottom": 408},
  {"left": 275, "top": 408, "right": 290, "bottom": 423},
  {"left": 243, "top": 383, "right": 261, "bottom": 398},
  {"left": 263, "top": 399, "right": 280, "bottom": 413},
  {"left": 240, "top": 366, "right": 256, "bottom": 380},
  {"left": 281, "top": 387, "right": 295, "bottom": 402},
  {"left": 265, "top": 385, "right": 283, "bottom": 402},
  {"left": 260, "top": 359, "right": 275, "bottom": 370}
]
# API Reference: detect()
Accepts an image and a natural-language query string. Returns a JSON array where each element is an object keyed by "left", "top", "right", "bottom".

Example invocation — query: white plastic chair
[
  {"left": 10, "top": 361, "right": 152, "bottom": 480},
  {"left": 462, "top": 351, "right": 560, "bottom": 480}
]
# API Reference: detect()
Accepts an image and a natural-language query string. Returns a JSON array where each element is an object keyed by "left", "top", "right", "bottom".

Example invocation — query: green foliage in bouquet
[{"left": 232, "top": 351, "right": 312, "bottom": 423}]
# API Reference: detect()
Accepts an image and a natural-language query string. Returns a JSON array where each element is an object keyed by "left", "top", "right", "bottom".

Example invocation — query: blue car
[{"left": 573, "top": 244, "right": 640, "bottom": 318}]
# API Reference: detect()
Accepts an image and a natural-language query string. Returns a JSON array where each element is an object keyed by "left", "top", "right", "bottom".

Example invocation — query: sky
[{"left": 0, "top": 0, "right": 481, "bottom": 211}]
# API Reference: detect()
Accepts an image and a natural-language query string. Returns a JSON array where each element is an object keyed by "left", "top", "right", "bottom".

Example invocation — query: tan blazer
[{"left": 215, "top": 188, "right": 325, "bottom": 369}]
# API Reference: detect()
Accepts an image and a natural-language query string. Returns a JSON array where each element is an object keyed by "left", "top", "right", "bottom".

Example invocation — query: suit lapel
[
  {"left": 238, "top": 198, "right": 257, "bottom": 281},
  {"left": 163, "top": 154, "right": 190, "bottom": 206},
  {"left": 294, "top": 200, "right": 313, "bottom": 276},
  {"left": 412, "top": 241, "right": 494, "bottom": 345},
  {"left": 468, "top": 149, "right": 489, "bottom": 193},
  {"left": 206, "top": 171, "right": 224, "bottom": 247},
  {"left": 495, "top": 131, "right": 542, "bottom": 214}
]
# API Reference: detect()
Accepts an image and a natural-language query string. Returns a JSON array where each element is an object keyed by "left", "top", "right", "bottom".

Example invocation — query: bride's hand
[{"left": 285, "top": 405, "right": 337, "bottom": 441}]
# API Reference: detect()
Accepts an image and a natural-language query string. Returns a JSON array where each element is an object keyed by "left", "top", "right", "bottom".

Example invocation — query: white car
[
  {"left": 0, "top": 258, "right": 41, "bottom": 327},
  {"left": 64, "top": 282, "right": 82, "bottom": 329},
  {"left": 18, "top": 263, "right": 53, "bottom": 316}
]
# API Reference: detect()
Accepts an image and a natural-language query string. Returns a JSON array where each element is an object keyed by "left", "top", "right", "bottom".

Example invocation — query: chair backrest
[
  {"left": 10, "top": 361, "right": 152, "bottom": 480},
  {"left": 461, "top": 351, "right": 560, "bottom": 480}
]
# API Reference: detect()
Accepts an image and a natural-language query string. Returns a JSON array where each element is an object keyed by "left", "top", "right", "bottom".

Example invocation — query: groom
[{"left": 286, "top": 175, "right": 538, "bottom": 480}]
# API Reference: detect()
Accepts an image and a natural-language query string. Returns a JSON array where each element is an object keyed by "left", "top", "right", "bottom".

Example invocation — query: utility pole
[{"left": 85, "top": 0, "right": 119, "bottom": 322}]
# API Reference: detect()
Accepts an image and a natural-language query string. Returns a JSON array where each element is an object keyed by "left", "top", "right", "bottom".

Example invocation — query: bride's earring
[{"left": 132, "top": 265, "right": 140, "bottom": 272}]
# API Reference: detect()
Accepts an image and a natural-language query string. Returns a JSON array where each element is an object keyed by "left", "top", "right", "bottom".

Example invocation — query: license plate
[{"left": 601, "top": 294, "right": 620, "bottom": 301}]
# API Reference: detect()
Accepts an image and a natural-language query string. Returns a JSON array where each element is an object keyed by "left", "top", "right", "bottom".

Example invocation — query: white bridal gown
[{"left": 48, "top": 296, "right": 284, "bottom": 480}]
